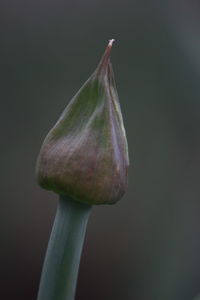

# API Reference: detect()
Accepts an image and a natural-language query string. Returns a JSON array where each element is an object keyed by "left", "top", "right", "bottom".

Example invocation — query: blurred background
[{"left": 1, "top": 0, "right": 200, "bottom": 299}]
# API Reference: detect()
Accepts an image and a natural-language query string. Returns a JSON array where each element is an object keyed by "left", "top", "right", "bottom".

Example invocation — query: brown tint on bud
[{"left": 36, "top": 40, "right": 129, "bottom": 205}]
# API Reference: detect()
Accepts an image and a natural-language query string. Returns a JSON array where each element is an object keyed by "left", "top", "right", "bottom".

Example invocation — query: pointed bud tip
[
  {"left": 108, "top": 39, "right": 115, "bottom": 48},
  {"left": 106, "top": 39, "right": 115, "bottom": 55},
  {"left": 96, "top": 39, "right": 116, "bottom": 75}
]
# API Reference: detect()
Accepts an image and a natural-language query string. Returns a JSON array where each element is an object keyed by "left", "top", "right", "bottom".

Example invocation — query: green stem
[{"left": 37, "top": 195, "right": 91, "bottom": 300}]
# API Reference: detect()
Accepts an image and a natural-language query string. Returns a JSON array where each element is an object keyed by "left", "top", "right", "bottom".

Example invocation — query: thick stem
[{"left": 37, "top": 196, "right": 91, "bottom": 300}]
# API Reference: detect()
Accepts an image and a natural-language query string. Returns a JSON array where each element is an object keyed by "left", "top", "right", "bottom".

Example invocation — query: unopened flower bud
[{"left": 36, "top": 40, "right": 129, "bottom": 205}]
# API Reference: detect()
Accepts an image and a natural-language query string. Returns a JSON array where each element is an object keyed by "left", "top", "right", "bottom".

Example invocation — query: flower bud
[{"left": 36, "top": 40, "right": 129, "bottom": 205}]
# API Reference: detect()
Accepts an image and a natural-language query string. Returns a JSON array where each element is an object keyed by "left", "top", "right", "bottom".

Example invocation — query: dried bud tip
[
  {"left": 108, "top": 39, "right": 115, "bottom": 48},
  {"left": 96, "top": 39, "right": 115, "bottom": 75}
]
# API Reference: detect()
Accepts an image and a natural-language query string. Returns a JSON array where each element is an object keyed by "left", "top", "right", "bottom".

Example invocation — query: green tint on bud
[{"left": 36, "top": 40, "right": 129, "bottom": 205}]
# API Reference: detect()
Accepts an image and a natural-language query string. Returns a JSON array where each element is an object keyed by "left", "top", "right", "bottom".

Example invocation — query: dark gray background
[{"left": 1, "top": 0, "right": 200, "bottom": 299}]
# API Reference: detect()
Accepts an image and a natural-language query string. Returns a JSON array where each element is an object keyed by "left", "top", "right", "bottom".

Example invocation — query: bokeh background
[{"left": 1, "top": 0, "right": 200, "bottom": 299}]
